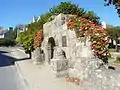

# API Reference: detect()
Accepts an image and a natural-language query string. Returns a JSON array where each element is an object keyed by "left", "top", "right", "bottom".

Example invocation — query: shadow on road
[
  {"left": 0, "top": 53, "right": 15, "bottom": 67},
  {"left": 0, "top": 50, "right": 9, "bottom": 54},
  {"left": 0, "top": 50, "right": 29, "bottom": 67}
]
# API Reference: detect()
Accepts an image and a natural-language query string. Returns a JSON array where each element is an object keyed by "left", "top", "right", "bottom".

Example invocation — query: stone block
[
  {"left": 51, "top": 59, "right": 68, "bottom": 71},
  {"left": 54, "top": 70, "right": 69, "bottom": 77}
]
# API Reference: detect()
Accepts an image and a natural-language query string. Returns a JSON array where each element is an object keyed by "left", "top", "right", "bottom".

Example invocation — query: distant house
[
  {"left": 101, "top": 21, "right": 106, "bottom": 29},
  {"left": 16, "top": 24, "right": 27, "bottom": 37},
  {"left": 8, "top": 27, "right": 14, "bottom": 31},
  {"left": 0, "top": 27, "right": 7, "bottom": 38},
  {"left": 0, "top": 32, "right": 5, "bottom": 38}
]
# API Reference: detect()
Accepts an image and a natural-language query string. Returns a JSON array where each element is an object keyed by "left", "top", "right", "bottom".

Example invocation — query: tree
[
  {"left": 16, "top": 12, "right": 52, "bottom": 58},
  {"left": 22, "top": 34, "right": 34, "bottom": 58},
  {"left": 82, "top": 11, "right": 100, "bottom": 25},
  {"left": 104, "top": 0, "right": 120, "bottom": 17},
  {"left": 49, "top": 1, "right": 100, "bottom": 24},
  {"left": 107, "top": 27, "right": 120, "bottom": 51},
  {"left": 16, "top": 30, "right": 34, "bottom": 58},
  {"left": 50, "top": 2, "right": 86, "bottom": 16},
  {"left": 37, "top": 12, "right": 53, "bottom": 29},
  {"left": 16, "top": 31, "right": 28, "bottom": 44}
]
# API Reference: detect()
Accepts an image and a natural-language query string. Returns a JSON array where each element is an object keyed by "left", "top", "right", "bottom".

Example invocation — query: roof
[{"left": 0, "top": 30, "right": 7, "bottom": 35}]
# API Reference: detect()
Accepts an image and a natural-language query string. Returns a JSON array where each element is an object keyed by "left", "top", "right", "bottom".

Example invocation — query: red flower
[
  {"left": 34, "top": 30, "right": 43, "bottom": 49},
  {"left": 98, "top": 51, "right": 104, "bottom": 54},
  {"left": 97, "top": 42, "right": 101, "bottom": 44},
  {"left": 67, "top": 16, "right": 109, "bottom": 57}
]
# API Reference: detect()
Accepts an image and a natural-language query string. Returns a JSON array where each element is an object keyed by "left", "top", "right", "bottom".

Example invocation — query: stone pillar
[
  {"left": 51, "top": 58, "right": 68, "bottom": 77},
  {"left": 44, "top": 44, "right": 49, "bottom": 64},
  {"left": 33, "top": 47, "right": 45, "bottom": 65},
  {"left": 50, "top": 47, "right": 68, "bottom": 77}
]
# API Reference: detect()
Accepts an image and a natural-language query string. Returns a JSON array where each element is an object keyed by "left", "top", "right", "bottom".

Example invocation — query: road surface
[{"left": 0, "top": 47, "right": 26, "bottom": 90}]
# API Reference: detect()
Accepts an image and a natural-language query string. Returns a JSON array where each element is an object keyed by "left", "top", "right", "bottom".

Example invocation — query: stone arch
[{"left": 47, "top": 37, "right": 55, "bottom": 64}]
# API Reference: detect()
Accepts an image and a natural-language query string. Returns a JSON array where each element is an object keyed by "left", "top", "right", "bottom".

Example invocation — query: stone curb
[
  {"left": 15, "top": 62, "right": 29, "bottom": 87},
  {"left": 12, "top": 49, "right": 30, "bottom": 90},
  {"left": 17, "top": 48, "right": 30, "bottom": 58},
  {"left": 17, "top": 48, "right": 25, "bottom": 53}
]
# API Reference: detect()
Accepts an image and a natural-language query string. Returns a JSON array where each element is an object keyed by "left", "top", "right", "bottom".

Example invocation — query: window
[{"left": 62, "top": 36, "right": 67, "bottom": 47}]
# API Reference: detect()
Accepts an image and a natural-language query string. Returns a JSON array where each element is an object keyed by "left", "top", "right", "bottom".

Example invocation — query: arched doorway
[{"left": 47, "top": 37, "right": 55, "bottom": 64}]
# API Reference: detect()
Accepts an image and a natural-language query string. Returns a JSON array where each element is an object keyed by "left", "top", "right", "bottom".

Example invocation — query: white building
[
  {"left": 0, "top": 27, "right": 6, "bottom": 38},
  {"left": 16, "top": 24, "right": 27, "bottom": 37},
  {"left": 101, "top": 21, "right": 106, "bottom": 29},
  {"left": 0, "top": 34, "right": 4, "bottom": 38}
]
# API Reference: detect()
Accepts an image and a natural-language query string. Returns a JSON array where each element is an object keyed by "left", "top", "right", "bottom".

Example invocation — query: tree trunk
[
  {"left": 28, "top": 51, "right": 32, "bottom": 59},
  {"left": 116, "top": 39, "right": 119, "bottom": 52}
]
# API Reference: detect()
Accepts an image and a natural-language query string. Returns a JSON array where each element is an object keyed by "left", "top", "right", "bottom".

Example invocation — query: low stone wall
[
  {"left": 69, "top": 57, "right": 120, "bottom": 90},
  {"left": 80, "top": 68, "right": 120, "bottom": 90}
]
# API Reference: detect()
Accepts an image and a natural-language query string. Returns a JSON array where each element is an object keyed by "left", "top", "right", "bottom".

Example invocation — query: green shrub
[{"left": 0, "top": 38, "right": 16, "bottom": 46}]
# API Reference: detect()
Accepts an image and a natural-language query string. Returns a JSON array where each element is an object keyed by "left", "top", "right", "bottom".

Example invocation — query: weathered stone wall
[
  {"left": 42, "top": 14, "right": 79, "bottom": 64},
  {"left": 42, "top": 13, "right": 99, "bottom": 68},
  {"left": 40, "top": 14, "right": 120, "bottom": 90}
]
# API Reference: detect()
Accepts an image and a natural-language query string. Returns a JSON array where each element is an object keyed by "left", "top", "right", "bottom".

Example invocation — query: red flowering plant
[
  {"left": 33, "top": 30, "right": 44, "bottom": 49},
  {"left": 67, "top": 16, "right": 110, "bottom": 59}
]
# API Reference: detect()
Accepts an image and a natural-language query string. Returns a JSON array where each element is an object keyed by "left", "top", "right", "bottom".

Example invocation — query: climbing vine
[
  {"left": 67, "top": 16, "right": 110, "bottom": 58},
  {"left": 33, "top": 30, "right": 43, "bottom": 49}
]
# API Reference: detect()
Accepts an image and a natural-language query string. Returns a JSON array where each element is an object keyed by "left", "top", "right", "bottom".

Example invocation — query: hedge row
[{"left": 0, "top": 38, "right": 16, "bottom": 46}]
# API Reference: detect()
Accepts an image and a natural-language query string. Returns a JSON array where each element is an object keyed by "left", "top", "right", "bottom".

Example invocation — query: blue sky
[{"left": 0, "top": 0, "right": 120, "bottom": 29}]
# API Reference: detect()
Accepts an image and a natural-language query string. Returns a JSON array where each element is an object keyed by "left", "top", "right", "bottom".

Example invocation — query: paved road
[{"left": 0, "top": 47, "right": 26, "bottom": 90}]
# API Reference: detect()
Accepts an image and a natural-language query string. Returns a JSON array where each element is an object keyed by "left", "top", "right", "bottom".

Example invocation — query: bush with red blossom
[{"left": 67, "top": 16, "right": 110, "bottom": 58}]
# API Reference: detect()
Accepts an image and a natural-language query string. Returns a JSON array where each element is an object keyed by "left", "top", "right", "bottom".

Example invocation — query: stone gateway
[{"left": 34, "top": 14, "right": 120, "bottom": 90}]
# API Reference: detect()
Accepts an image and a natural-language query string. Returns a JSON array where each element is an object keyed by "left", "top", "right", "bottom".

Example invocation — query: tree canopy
[
  {"left": 50, "top": 2, "right": 85, "bottom": 15},
  {"left": 50, "top": 1, "right": 100, "bottom": 24},
  {"left": 107, "top": 27, "right": 120, "bottom": 40}
]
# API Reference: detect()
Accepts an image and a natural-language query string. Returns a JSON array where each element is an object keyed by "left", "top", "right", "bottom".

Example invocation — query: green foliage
[
  {"left": 37, "top": 12, "right": 53, "bottom": 29},
  {"left": 82, "top": 11, "right": 100, "bottom": 25},
  {"left": 16, "top": 31, "right": 27, "bottom": 44},
  {"left": 107, "top": 27, "right": 120, "bottom": 40},
  {"left": 16, "top": 31, "right": 34, "bottom": 53},
  {"left": 49, "top": 1, "right": 100, "bottom": 24},
  {"left": 107, "top": 27, "right": 120, "bottom": 49},
  {"left": 50, "top": 1, "right": 84, "bottom": 15},
  {"left": 0, "top": 38, "right": 16, "bottom": 46},
  {"left": 22, "top": 34, "right": 34, "bottom": 53},
  {"left": 16, "top": 13, "right": 53, "bottom": 55},
  {"left": 17, "top": 10, "right": 53, "bottom": 53}
]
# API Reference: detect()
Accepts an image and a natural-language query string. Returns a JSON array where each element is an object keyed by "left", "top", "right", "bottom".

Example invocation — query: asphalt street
[{"left": 0, "top": 47, "right": 26, "bottom": 90}]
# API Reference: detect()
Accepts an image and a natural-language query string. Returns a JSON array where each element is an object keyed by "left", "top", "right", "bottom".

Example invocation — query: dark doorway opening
[{"left": 48, "top": 37, "right": 55, "bottom": 64}]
